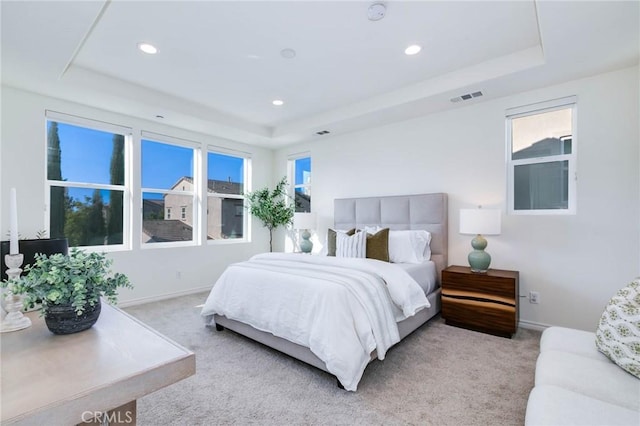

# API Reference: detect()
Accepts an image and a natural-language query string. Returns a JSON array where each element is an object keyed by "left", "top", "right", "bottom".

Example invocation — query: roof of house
[
  {"left": 513, "top": 137, "right": 569, "bottom": 160},
  {"left": 142, "top": 220, "right": 193, "bottom": 243},
  {"left": 172, "top": 177, "right": 243, "bottom": 195}
]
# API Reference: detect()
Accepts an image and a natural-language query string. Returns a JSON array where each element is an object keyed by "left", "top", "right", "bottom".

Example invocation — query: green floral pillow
[{"left": 595, "top": 278, "right": 640, "bottom": 378}]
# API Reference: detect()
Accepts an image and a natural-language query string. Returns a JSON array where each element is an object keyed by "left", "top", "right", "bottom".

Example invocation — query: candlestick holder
[{"left": 0, "top": 253, "right": 31, "bottom": 333}]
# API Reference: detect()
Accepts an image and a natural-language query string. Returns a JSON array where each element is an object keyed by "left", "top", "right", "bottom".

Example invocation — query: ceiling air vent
[
  {"left": 450, "top": 90, "right": 483, "bottom": 103},
  {"left": 315, "top": 130, "right": 330, "bottom": 136}
]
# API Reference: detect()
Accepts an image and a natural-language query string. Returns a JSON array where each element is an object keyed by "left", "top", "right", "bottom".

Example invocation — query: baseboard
[
  {"left": 519, "top": 319, "right": 552, "bottom": 331},
  {"left": 118, "top": 285, "right": 212, "bottom": 308},
  {"left": 120, "top": 290, "right": 555, "bottom": 331}
]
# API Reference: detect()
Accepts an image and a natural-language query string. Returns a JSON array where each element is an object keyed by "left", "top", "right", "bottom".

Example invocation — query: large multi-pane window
[
  {"left": 45, "top": 112, "right": 130, "bottom": 249},
  {"left": 290, "top": 156, "right": 311, "bottom": 213},
  {"left": 207, "top": 150, "right": 248, "bottom": 241},
  {"left": 506, "top": 97, "right": 577, "bottom": 214},
  {"left": 141, "top": 135, "right": 197, "bottom": 245}
]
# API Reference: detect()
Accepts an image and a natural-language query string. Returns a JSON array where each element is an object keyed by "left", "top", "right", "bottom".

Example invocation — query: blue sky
[
  {"left": 50, "top": 121, "right": 245, "bottom": 203},
  {"left": 295, "top": 157, "right": 311, "bottom": 185}
]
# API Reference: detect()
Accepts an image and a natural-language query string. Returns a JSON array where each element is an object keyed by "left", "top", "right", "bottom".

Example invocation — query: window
[
  {"left": 290, "top": 156, "right": 311, "bottom": 212},
  {"left": 141, "top": 137, "right": 197, "bottom": 245},
  {"left": 206, "top": 150, "right": 248, "bottom": 241},
  {"left": 45, "top": 112, "right": 131, "bottom": 249},
  {"left": 506, "top": 97, "right": 577, "bottom": 214}
]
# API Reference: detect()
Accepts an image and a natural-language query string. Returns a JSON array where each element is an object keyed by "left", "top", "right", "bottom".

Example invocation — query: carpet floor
[{"left": 124, "top": 292, "right": 540, "bottom": 426}]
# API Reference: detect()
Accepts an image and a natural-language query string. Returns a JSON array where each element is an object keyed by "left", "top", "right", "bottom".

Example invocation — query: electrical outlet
[{"left": 529, "top": 291, "right": 540, "bottom": 304}]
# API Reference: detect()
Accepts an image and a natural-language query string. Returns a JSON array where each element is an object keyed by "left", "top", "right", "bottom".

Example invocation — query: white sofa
[{"left": 525, "top": 327, "right": 640, "bottom": 426}]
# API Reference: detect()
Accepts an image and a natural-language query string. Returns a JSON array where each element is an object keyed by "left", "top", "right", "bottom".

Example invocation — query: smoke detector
[{"left": 367, "top": 3, "right": 386, "bottom": 21}]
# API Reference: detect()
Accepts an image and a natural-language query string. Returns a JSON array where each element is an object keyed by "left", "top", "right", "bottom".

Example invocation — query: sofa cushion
[
  {"left": 535, "top": 350, "right": 640, "bottom": 411},
  {"left": 540, "top": 327, "right": 609, "bottom": 362},
  {"left": 525, "top": 385, "right": 640, "bottom": 426},
  {"left": 596, "top": 278, "right": 640, "bottom": 379}
]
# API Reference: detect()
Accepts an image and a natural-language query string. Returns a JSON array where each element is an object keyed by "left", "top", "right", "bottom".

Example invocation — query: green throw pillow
[
  {"left": 595, "top": 278, "right": 640, "bottom": 378},
  {"left": 366, "top": 228, "right": 390, "bottom": 262},
  {"left": 327, "top": 229, "right": 355, "bottom": 256}
]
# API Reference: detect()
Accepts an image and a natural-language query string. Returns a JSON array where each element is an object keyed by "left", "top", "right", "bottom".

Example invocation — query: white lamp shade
[
  {"left": 460, "top": 209, "right": 501, "bottom": 235},
  {"left": 293, "top": 212, "right": 317, "bottom": 230}
]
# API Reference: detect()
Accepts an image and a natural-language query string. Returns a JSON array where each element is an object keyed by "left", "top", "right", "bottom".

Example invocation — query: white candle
[{"left": 9, "top": 188, "right": 18, "bottom": 255}]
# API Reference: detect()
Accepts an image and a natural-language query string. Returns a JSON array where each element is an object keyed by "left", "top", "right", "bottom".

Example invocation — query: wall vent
[
  {"left": 315, "top": 130, "right": 330, "bottom": 135},
  {"left": 450, "top": 90, "right": 483, "bottom": 103}
]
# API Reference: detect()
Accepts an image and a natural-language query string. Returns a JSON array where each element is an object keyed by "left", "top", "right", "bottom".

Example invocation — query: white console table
[{"left": 0, "top": 302, "right": 195, "bottom": 425}]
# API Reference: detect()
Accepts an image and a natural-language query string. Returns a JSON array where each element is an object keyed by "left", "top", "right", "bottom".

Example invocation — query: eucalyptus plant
[
  {"left": 2, "top": 248, "right": 132, "bottom": 316},
  {"left": 245, "top": 177, "right": 295, "bottom": 252}
]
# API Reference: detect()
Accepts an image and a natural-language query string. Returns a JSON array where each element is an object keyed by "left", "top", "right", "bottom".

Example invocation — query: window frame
[
  {"left": 506, "top": 97, "right": 577, "bottom": 215},
  {"left": 288, "top": 154, "right": 311, "bottom": 213},
  {"left": 44, "top": 111, "right": 132, "bottom": 252},
  {"left": 140, "top": 132, "right": 200, "bottom": 249},
  {"left": 206, "top": 146, "right": 251, "bottom": 245}
]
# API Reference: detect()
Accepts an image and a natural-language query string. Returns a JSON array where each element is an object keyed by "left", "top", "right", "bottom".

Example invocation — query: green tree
[
  {"left": 107, "top": 134, "right": 124, "bottom": 244},
  {"left": 87, "top": 190, "right": 106, "bottom": 246},
  {"left": 245, "top": 177, "right": 294, "bottom": 252},
  {"left": 64, "top": 197, "right": 89, "bottom": 247},
  {"left": 47, "top": 122, "right": 66, "bottom": 238}
]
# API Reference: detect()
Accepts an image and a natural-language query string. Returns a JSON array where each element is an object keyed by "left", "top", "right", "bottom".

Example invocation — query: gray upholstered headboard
[{"left": 334, "top": 193, "right": 448, "bottom": 283}]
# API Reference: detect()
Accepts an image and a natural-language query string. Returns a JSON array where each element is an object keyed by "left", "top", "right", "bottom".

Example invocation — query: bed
[{"left": 201, "top": 193, "right": 448, "bottom": 390}]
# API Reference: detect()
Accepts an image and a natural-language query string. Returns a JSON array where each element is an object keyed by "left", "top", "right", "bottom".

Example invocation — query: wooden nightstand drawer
[{"left": 441, "top": 266, "right": 519, "bottom": 338}]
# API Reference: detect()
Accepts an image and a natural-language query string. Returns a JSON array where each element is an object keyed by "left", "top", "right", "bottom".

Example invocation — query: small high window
[
  {"left": 506, "top": 96, "right": 577, "bottom": 214},
  {"left": 289, "top": 156, "right": 311, "bottom": 213}
]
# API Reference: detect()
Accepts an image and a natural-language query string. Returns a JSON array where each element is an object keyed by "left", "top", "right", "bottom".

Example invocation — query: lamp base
[
  {"left": 468, "top": 235, "right": 491, "bottom": 273},
  {"left": 300, "top": 229, "right": 313, "bottom": 254}
]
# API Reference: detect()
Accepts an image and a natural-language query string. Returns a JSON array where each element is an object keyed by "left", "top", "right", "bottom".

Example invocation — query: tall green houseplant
[{"left": 245, "top": 177, "right": 294, "bottom": 252}]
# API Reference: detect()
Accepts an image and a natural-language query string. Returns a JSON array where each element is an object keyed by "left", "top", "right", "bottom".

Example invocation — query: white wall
[
  {"left": 274, "top": 66, "right": 640, "bottom": 331},
  {"left": 0, "top": 86, "right": 274, "bottom": 305}
]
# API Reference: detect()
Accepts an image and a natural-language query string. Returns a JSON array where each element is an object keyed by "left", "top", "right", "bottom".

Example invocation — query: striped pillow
[{"left": 336, "top": 230, "right": 367, "bottom": 258}]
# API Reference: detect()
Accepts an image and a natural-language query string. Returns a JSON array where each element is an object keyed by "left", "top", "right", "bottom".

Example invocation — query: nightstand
[{"left": 441, "top": 265, "right": 519, "bottom": 338}]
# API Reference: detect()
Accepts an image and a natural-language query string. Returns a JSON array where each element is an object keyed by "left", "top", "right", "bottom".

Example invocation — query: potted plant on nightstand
[{"left": 1, "top": 248, "right": 132, "bottom": 334}]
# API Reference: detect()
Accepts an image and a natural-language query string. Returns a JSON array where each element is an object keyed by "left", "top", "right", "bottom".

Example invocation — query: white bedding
[
  {"left": 201, "top": 253, "right": 429, "bottom": 391},
  {"left": 394, "top": 261, "right": 438, "bottom": 294}
]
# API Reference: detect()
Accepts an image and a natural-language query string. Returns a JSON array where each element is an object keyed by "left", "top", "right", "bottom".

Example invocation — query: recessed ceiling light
[
  {"left": 272, "top": 99, "right": 284, "bottom": 106},
  {"left": 404, "top": 44, "right": 421, "bottom": 55},
  {"left": 138, "top": 43, "right": 158, "bottom": 55}
]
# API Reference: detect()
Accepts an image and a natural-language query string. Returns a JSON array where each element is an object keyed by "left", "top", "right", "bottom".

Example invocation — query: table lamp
[
  {"left": 460, "top": 208, "right": 501, "bottom": 273},
  {"left": 293, "top": 212, "right": 317, "bottom": 253}
]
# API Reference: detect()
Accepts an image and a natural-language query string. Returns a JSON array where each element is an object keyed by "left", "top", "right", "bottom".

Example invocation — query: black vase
[{"left": 44, "top": 299, "right": 101, "bottom": 335}]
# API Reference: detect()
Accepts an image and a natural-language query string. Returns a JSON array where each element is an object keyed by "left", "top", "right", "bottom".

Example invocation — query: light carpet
[{"left": 124, "top": 292, "right": 540, "bottom": 425}]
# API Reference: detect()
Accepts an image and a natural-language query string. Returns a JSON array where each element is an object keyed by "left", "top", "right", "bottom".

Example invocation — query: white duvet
[{"left": 201, "top": 253, "right": 429, "bottom": 391}]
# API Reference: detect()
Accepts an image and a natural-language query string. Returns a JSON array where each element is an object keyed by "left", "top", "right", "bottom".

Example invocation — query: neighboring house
[
  {"left": 153, "top": 177, "right": 244, "bottom": 241},
  {"left": 295, "top": 192, "right": 310, "bottom": 213},
  {"left": 512, "top": 136, "right": 571, "bottom": 160},
  {"left": 513, "top": 137, "right": 572, "bottom": 210}
]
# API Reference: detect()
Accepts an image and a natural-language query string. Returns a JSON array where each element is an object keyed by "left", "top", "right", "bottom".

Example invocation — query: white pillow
[
  {"left": 363, "top": 225, "right": 381, "bottom": 234},
  {"left": 336, "top": 230, "right": 367, "bottom": 258},
  {"left": 388, "top": 230, "right": 432, "bottom": 264}
]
